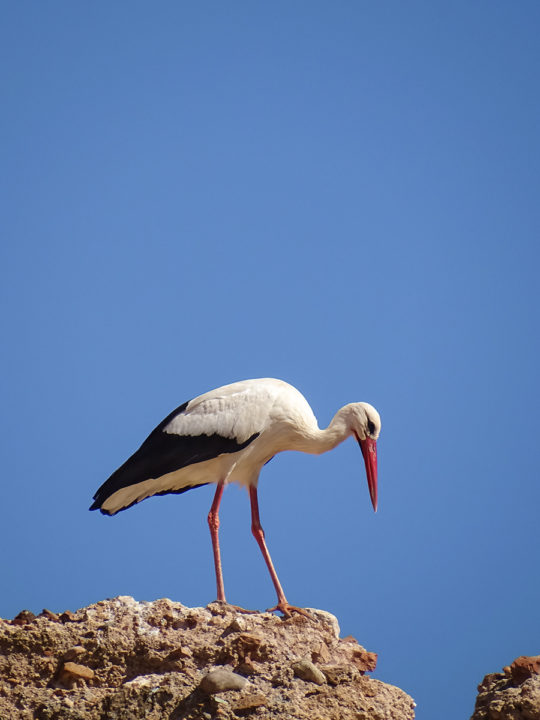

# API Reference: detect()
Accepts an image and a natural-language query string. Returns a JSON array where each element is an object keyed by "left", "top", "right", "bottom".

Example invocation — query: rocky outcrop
[
  {"left": 471, "top": 656, "right": 540, "bottom": 720},
  {"left": 0, "top": 596, "right": 415, "bottom": 719}
]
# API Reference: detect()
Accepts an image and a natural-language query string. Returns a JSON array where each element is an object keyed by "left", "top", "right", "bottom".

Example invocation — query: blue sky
[{"left": 2, "top": 3, "right": 539, "bottom": 718}]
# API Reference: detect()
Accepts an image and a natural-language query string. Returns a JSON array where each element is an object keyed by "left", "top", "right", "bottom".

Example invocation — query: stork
[{"left": 90, "top": 378, "right": 381, "bottom": 616}]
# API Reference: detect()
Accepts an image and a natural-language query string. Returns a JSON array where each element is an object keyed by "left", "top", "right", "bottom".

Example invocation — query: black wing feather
[{"left": 90, "top": 400, "right": 259, "bottom": 514}]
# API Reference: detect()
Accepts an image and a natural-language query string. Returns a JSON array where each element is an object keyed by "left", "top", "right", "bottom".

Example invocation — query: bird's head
[{"left": 346, "top": 402, "right": 381, "bottom": 512}]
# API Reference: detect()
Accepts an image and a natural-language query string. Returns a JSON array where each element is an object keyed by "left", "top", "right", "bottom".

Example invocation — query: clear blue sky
[{"left": 2, "top": 3, "right": 539, "bottom": 718}]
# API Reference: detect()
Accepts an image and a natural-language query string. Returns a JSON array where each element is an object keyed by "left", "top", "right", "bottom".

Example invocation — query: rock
[
  {"left": 228, "top": 616, "right": 247, "bottom": 632},
  {"left": 292, "top": 659, "right": 327, "bottom": 685},
  {"left": 217, "top": 631, "right": 267, "bottom": 666},
  {"left": 164, "top": 645, "right": 192, "bottom": 662},
  {"left": 0, "top": 596, "right": 415, "bottom": 719},
  {"left": 353, "top": 649, "right": 378, "bottom": 673},
  {"left": 58, "top": 661, "right": 95, "bottom": 687},
  {"left": 306, "top": 608, "right": 341, "bottom": 639},
  {"left": 231, "top": 692, "right": 268, "bottom": 710},
  {"left": 311, "top": 640, "right": 332, "bottom": 664},
  {"left": 235, "top": 660, "right": 261, "bottom": 675},
  {"left": 471, "top": 656, "right": 540, "bottom": 720},
  {"left": 322, "top": 663, "right": 359, "bottom": 685},
  {"left": 11, "top": 609, "right": 36, "bottom": 625},
  {"left": 341, "top": 635, "right": 378, "bottom": 673},
  {"left": 199, "top": 668, "right": 249, "bottom": 693},
  {"left": 63, "top": 645, "right": 86, "bottom": 662},
  {"left": 510, "top": 655, "right": 540, "bottom": 684}
]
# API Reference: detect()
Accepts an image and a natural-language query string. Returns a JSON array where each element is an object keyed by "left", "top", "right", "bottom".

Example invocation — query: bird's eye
[{"left": 367, "top": 420, "right": 376, "bottom": 436}]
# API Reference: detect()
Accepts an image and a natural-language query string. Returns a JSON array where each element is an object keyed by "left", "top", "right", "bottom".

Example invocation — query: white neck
[{"left": 288, "top": 406, "right": 353, "bottom": 455}]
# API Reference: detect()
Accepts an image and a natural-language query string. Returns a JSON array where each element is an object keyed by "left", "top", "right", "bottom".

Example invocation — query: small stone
[
  {"left": 11, "top": 610, "right": 36, "bottom": 625},
  {"left": 39, "top": 609, "right": 59, "bottom": 622},
  {"left": 292, "top": 659, "right": 326, "bottom": 685},
  {"left": 59, "top": 610, "right": 77, "bottom": 623},
  {"left": 351, "top": 649, "right": 378, "bottom": 673},
  {"left": 165, "top": 646, "right": 192, "bottom": 662},
  {"left": 235, "top": 661, "right": 260, "bottom": 675},
  {"left": 231, "top": 693, "right": 268, "bottom": 711},
  {"left": 311, "top": 642, "right": 331, "bottom": 664},
  {"left": 59, "top": 662, "right": 95, "bottom": 685},
  {"left": 200, "top": 668, "right": 249, "bottom": 694},
  {"left": 306, "top": 609, "right": 341, "bottom": 639},
  {"left": 63, "top": 646, "right": 86, "bottom": 662},
  {"left": 229, "top": 617, "right": 247, "bottom": 632},
  {"left": 322, "top": 664, "right": 358, "bottom": 685}
]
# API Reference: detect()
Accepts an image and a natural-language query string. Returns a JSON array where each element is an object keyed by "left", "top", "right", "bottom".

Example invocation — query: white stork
[{"left": 90, "top": 378, "right": 381, "bottom": 616}]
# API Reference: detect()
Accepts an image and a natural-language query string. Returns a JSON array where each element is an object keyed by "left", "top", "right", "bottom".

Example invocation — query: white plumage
[
  {"left": 165, "top": 378, "right": 316, "bottom": 443},
  {"left": 91, "top": 378, "right": 381, "bottom": 616}
]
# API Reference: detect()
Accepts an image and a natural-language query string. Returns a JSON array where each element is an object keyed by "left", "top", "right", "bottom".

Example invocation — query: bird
[{"left": 90, "top": 378, "right": 381, "bottom": 616}]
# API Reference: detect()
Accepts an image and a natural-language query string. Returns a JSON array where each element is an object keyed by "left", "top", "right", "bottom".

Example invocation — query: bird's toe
[
  {"left": 210, "top": 600, "right": 258, "bottom": 615},
  {"left": 266, "top": 603, "right": 313, "bottom": 619}
]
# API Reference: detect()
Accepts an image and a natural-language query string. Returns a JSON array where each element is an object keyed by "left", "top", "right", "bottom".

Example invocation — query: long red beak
[{"left": 358, "top": 436, "right": 378, "bottom": 512}]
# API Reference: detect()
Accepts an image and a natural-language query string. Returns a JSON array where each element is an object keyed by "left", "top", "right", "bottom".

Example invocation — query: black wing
[{"left": 90, "top": 401, "right": 259, "bottom": 514}]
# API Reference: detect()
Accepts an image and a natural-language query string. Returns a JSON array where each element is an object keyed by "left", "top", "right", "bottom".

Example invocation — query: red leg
[
  {"left": 208, "top": 481, "right": 226, "bottom": 602},
  {"left": 249, "top": 486, "right": 299, "bottom": 616}
]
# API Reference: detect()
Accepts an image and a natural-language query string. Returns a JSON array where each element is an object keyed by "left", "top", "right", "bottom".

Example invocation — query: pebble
[
  {"left": 11, "top": 610, "right": 36, "bottom": 626},
  {"left": 235, "top": 661, "right": 260, "bottom": 675},
  {"left": 200, "top": 668, "right": 249, "bottom": 694},
  {"left": 231, "top": 693, "right": 268, "bottom": 711},
  {"left": 292, "top": 659, "right": 326, "bottom": 685},
  {"left": 228, "top": 617, "right": 247, "bottom": 632},
  {"left": 321, "top": 663, "right": 357, "bottom": 685},
  {"left": 63, "top": 646, "right": 86, "bottom": 662},
  {"left": 60, "top": 662, "right": 95, "bottom": 682}
]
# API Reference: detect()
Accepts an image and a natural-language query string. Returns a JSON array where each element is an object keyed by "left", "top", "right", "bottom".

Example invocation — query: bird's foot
[
  {"left": 266, "top": 602, "right": 313, "bottom": 619},
  {"left": 211, "top": 600, "right": 258, "bottom": 615}
]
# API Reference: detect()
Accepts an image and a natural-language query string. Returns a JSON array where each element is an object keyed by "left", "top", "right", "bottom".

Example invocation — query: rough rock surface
[
  {"left": 471, "top": 656, "right": 540, "bottom": 720},
  {"left": 0, "top": 596, "right": 415, "bottom": 720}
]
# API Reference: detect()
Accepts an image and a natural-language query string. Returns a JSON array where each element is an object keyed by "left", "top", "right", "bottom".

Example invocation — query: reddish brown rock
[
  {"left": 231, "top": 692, "right": 268, "bottom": 711},
  {"left": 0, "top": 596, "right": 415, "bottom": 719},
  {"left": 11, "top": 609, "right": 36, "bottom": 625},
  {"left": 57, "top": 661, "right": 95, "bottom": 687},
  {"left": 510, "top": 656, "right": 540, "bottom": 684},
  {"left": 471, "top": 656, "right": 540, "bottom": 720}
]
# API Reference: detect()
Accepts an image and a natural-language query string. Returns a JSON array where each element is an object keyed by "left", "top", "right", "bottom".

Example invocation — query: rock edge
[{"left": 0, "top": 596, "right": 415, "bottom": 720}]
